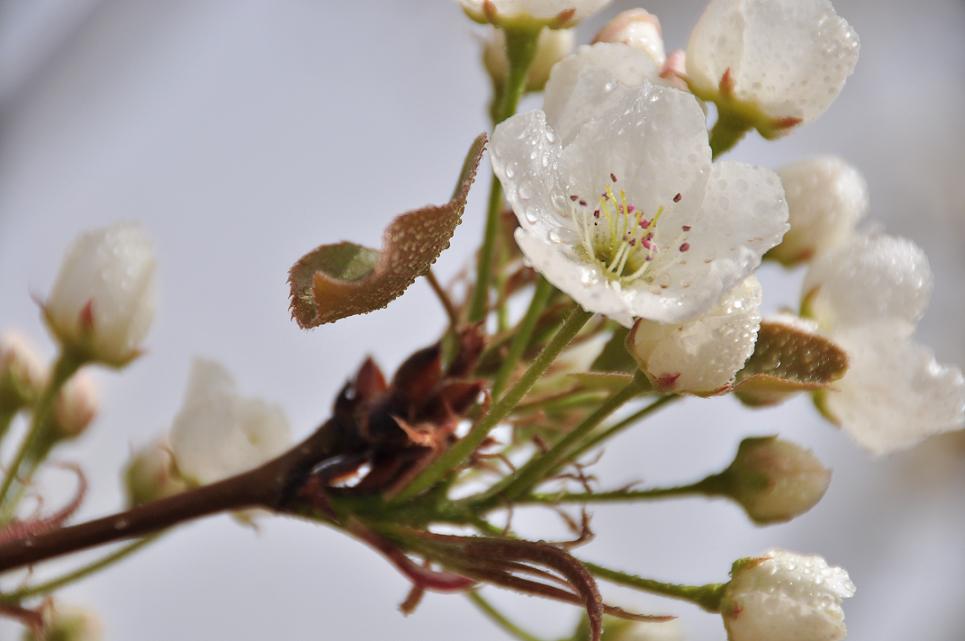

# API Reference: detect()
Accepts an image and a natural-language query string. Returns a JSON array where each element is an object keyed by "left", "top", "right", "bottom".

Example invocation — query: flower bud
[
  {"left": 26, "top": 603, "right": 103, "bottom": 641},
  {"left": 629, "top": 277, "right": 762, "bottom": 395},
  {"left": 52, "top": 373, "right": 98, "bottom": 440},
  {"left": 460, "top": 0, "right": 612, "bottom": 28},
  {"left": 770, "top": 157, "right": 868, "bottom": 266},
  {"left": 719, "top": 436, "right": 831, "bottom": 524},
  {"left": 593, "top": 9, "right": 665, "bottom": 66},
  {"left": 483, "top": 27, "right": 574, "bottom": 92},
  {"left": 45, "top": 222, "right": 156, "bottom": 367},
  {"left": 722, "top": 549, "right": 854, "bottom": 641},
  {"left": 124, "top": 439, "right": 189, "bottom": 506},
  {"left": 0, "top": 331, "right": 47, "bottom": 413}
]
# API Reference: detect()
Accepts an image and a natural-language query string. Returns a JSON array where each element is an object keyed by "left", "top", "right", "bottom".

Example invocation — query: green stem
[
  {"left": 0, "top": 536, "right": 158, "bottom": 603},
  {"left": 468, "top": 27, "right": 541, "bottom": 324},
  {"left": 583, "top": 561, "right": 726, "bottom": 613},
  {"left": 394, "top": 308, "right": 593, "bottom": 502},
  {"left": 0, "top": 353, "right": 82, "bottom": 516},
  {"left": 492, "top": 277, "right": 555, "bottom": 398},
  {"left": 709, "top": 112, "right": 750, "bottom": 159},
  {"left": 565, "top": 395, "right": 678, "bottom": 464},
  {"left": 0, "top": 411, "right": 14, "bottom": 443},
  {"left": 518, "top": 476, "right": 725, "bottom": 505},
  {"left": 467, "top": 591, "right": 548, "bottom": 641},
  {"left": 476, "top": 374, "right": 647, "bottom": 507}
]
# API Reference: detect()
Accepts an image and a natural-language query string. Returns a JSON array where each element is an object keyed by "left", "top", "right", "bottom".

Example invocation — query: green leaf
[
  {"left": 289, "top": 134, "right": 486, "bottom": 327},
  {"left": 734, "top": 319, "right": 848, "bottom": 407},
  {"left": 590, "top": 325, "right": 636, "bottom": 373}
]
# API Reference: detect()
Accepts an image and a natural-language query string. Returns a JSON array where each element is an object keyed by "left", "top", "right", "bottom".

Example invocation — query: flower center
[{"left": 568, "top": 174, "right": 691, "bottom": 283}]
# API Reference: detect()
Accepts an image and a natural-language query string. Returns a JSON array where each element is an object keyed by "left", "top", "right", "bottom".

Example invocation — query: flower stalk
[{"left": 585, "top": 561, "right": 726, "bottom": 613}]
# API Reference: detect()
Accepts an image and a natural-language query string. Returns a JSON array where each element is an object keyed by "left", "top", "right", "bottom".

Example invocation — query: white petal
[
  {"left": 514, "top": 228, "right": 634, "bottom": 326},
  {"left": 630, "top": 276, "right": 761, "bottom": 394},
  {"left": 170, "top": 359, "right": 292, "bottom": 485},
  {"left": 460, "top": 0, "right": 612, "bottom": 23},
  {"left": 47, "top": 222, "right": 156, "bottom": 364},
  {"left": 824, "top": 324, "right": 965, "bottom": 455},
  {"left": 543, "top": 43, "right": 661, "bottom": 144},
  {"left": 772, "top": 156, "right": 868, "bottom": 264},
  {"left": 687, "top": 0, "right": 860, "bottom": 122},
  {"left": 626, "top": 161, "right": 787, "bottom": 324},
  {"left": 724, "top": 549, "right": 854, "bottom": 641},
  {"left": 803, "top": 233, "right": 932, "bottom": 333}
]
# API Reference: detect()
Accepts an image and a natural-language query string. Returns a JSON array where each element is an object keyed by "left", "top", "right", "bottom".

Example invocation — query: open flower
[
  {"left": 722, "top": 549, "right": 855, "bottom": 641},
  {"left": 803, "top": 233, "right": 965, "bottom": 454},
  {"left": 460, "top": 0, "right": 612, "bottom": 28},
  {"left": 629, "top": 276, "right": 762, "bottom": 394},
  {"left": 170, "top": 359, "right": 291, "bottom": 485},
  {"left": 491, "top": 47, "right": 788, "bottom": 326},
  {"left": 686, "top": 0, "right": 859, "bottom": 135},
  {"left": 45, "top": 222, "right": 156, "bottom": 367},
  {"left": 770, "top": 157, "right": 869, "bottom": 265}
]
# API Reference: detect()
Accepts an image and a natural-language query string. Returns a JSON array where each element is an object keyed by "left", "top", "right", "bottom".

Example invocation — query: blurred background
[{"left": 1, "top": 0, "right": 963, "bottom": 639}]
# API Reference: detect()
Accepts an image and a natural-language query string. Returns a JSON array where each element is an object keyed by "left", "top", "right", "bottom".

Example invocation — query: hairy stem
[
  {"left": 467, "top": 590, "right": 549, "bottom": 641},
  {"left": 393, "top": 308, "right": 593, "bottom": 502},
  {"left": 518, "top": 476, "right": 726, "bottom": 505},
  {"left": 492, "top": 277, "right": 555, "bottom": 398},
  {"left": 425, "top": 268, "right": 460, "bottom": 330},
  {"left": 584, "top": 561, "right": 726, "bottom": 613},
  {"left": 468, "top": 27, "right": 541, "bottom": 323}
]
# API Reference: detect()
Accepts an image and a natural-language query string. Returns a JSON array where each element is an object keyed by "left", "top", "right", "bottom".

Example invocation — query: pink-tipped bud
[
  {"left": 593, "top": 9, "right": 665, "bottom": 66},
  {"left": 53, "top": 373, "right": 98, "bottom": 439}
]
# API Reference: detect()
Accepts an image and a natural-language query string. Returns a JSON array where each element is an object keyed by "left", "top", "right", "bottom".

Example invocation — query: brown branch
[{"left": 0, "top": 424, "right": 335, "bottom": 573}]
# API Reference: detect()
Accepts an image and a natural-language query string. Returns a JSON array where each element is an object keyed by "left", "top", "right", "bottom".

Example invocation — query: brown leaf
[
  {"left": 734, "top": 319, "right": 849, "bottom": 407},
  {"left": 289, "top": 134, "right": 487, "bottom": 327}
]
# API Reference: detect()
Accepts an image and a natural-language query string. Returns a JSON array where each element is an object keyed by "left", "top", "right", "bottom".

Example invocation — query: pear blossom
[
  {"left": 45, "top": 223, "right": 156, "bottom": 367},
  {"left": 460, "top": 0, "right": 612, "bottom": 28},
  {"left": 53, "top": 372, "right": 98, "bottom": 439},
  {"left": 629, "top": 276, "right": 762, "bottom": 394},
  {"left": 771, "top": 157, "right": 869, "bottom": 265},
  {"left": 721, "top": 436, "right": 831, "bottom": 524},
  {"left": 722, "top": 549, "right": 854, "bottom": 641},
  {"left": 803, "top": 234, "right": 965, "bottom": 454},
  {"left": 593, "top": 9, "right": 665, "bottom": 67},
  {"left": 483, "top": 27, "right": 574, "bottom": 92},
  {"left": 686, "top": 0, "right": 859, "bottom": 134},
  {"left": 170, "top": 359, "right": 291, "bottom": 485},
  {"left": 491, "top": 46, "right": 788, "bottom": 327},
  {"left": 0, "top": 331, "right": 47, "bottom": 412}
]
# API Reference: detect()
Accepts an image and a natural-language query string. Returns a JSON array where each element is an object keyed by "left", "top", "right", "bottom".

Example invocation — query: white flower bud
[
  {"left": 45, "top": 223, "right": 156, "bottom": 367},
  {"left": 722, "top": 550, "right": 854, "bottom": 641},
  {"left": 0, "top": 331, "right": 47, "bottom": 412},
  {"left": 170, "top": 359, "right": 291, "bottom": 485},
  {"left": 53, "top": 372, "right": 98, "bottom": 440},
  {"left": 686, "top": 0, "right": 859, "bottom": 133},
  {"left": 483, "top": 27, "right": 574, "bottom": 92},
  {"left": 124, "top": 438, "right": 189, "bottom": 506},
  {"left": 460, "top": 0, "right": 612, "bottom": 28},
  {"left": 721, "top": 437, "right": 831, "bottom": 524},
  {"left": 26, "top": 603, "right": 103, "bottom": 641},
  {"left": 629, "top": 277, "right": 762, "bottom": 395},
  {"left": 593, "top": 9, "right": 665, "bottom": 66},
  {"left": 771, "top": 157, "right": 868, "bottom": 265}
]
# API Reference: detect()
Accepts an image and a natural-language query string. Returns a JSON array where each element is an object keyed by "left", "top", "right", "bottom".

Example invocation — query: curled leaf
[
  {"left": 290, "top": 134, "right": 487, "bottom": 327},
  {"left": 734, "top": 319, "right": 848, "bottom": 407}
]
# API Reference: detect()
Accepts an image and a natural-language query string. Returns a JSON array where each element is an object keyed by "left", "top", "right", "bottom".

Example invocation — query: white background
[{"left": 1, "top": 1, "right": 963, "bottom": 640}]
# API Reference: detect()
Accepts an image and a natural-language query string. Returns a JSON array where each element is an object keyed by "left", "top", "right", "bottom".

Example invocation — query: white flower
[
  {"left": 460, "top": 0, "right": 612, "bottom": 27},
  {"left": 803, "top": 234, "right": 965, "bottom": 454},
  {"left": 686, "top": 0, "right": 859, "bottom": 132},
  {"left": 629, "top": 276, "right": 762, "bottom": 394},
  {"left": 483, "top": 27, "right": 574, "bottom": 92},
  {"left": 722, "top": 549, "right": 855, "bottom": 641},
  {"left": 0, "top": 331, "right": 47, "bottom": 411},
  {"left": 491, "top": 46, "right": 788, "bottom": 326},
  {"left": 593, "top": 9, "right": 665, "bottom": 67},
  {"left": 53, "top": 372, "right": 98, "bottom": 439},
  {"left": 771, "top": 157, "right": 869, "bottom": 265},
  {"left": 722, "top": 436, "right": 831, "bottom": 524},
  {"left": 170, "top": 359, "right": 291, "bottom": 485},
  {"left": 45, "top": 223, "right": 156, "bottom": 367}
]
